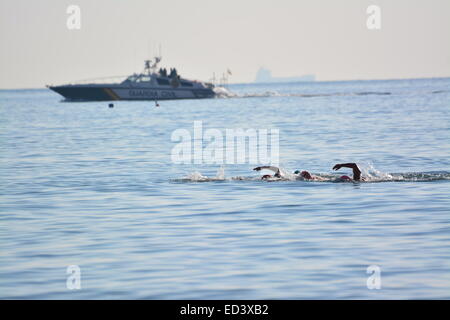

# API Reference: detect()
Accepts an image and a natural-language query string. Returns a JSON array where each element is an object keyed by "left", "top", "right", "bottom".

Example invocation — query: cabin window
[
  {"left": 138, "top": 76, "right": 151, "bottom": 82},
  {"left": 157, "top": 78, "right": 170, "bottom": 85},
  {"left": 180, "top": 81, "right": 193, "bottom": 87}
]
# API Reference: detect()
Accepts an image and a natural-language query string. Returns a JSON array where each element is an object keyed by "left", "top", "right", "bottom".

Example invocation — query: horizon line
[{"left": 1, "top": 75, "right": 449, "bottom": 91}]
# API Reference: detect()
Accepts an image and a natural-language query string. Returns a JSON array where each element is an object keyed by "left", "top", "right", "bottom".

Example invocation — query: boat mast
[{"left": 143, "top": 55, "right": 162, "bottom": 75}]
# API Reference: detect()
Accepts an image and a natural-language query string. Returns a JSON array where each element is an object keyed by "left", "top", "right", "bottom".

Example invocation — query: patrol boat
[{"left": 48, "top": 57, "right": 216, "bottom": 101}]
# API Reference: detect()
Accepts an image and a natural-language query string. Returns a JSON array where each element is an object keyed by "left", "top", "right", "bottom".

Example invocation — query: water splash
[
  {"left": 176, "top": 166, "right": 227, "bottom": 182},
  {"left": 213, "top": 86, "right": 237, "bottom": 98},
  {"left": 215, "top": 166, "right": 225, "bottom": 180},
  {"left": 357, "top": 161, "right": 395, "bottom": 181}
]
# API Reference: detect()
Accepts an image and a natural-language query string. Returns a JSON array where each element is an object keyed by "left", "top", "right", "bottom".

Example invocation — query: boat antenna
[{"left": 144, "top": 59, "right": 152, "bottom": 75}]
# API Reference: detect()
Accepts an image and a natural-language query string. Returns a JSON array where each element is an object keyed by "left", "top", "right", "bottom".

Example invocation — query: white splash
[
  {"left": 214, "top": 166, "right": 225, "bottom": 180},
  {"left": 180, "top": 166, "right": 227, "bottom": 182},
  {"left": 213, "top": 86, "right": 237, "bottom": 98},
  {"left": 357, "top": 162, "right": 396, "bottom": 181}
]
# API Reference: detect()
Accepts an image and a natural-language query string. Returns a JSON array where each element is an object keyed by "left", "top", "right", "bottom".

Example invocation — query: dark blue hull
[{"left": 49, "top": 86, "right": 112, "bottom": 101}]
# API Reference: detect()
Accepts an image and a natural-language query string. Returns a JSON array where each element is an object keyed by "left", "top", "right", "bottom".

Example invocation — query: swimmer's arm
[
  {"left": 253, "top": 166, "right": 280, "bottom": 174},
  {"left": 332, "top": 163, "right": 361, "bottom": 181}
]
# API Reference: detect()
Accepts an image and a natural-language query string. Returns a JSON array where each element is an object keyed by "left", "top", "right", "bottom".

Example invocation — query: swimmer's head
[
  {"left": 294, "top": 170, "right": 312, "bottom": 179},
  {"left": 339, "top": 175, "right": 352, "bottom": 181},
  {"left": 300, "top": 171, "right": 312, "bottom": 179},
  {"left": 261, "top": 174, "right": 272, "bottom": 180}
]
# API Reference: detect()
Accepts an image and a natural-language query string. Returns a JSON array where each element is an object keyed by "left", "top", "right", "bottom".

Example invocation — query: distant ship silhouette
[{"left": 255, "top": 67, "right": 315, "bottom": 83}]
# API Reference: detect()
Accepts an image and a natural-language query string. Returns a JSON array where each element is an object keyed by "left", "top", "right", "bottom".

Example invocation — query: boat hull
[{"left": 49, "top": 85, "right": 215, "bottom": 101}]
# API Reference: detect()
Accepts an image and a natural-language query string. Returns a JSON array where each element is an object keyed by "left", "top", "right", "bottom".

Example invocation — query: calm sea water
[{"left": 1, "top": 78, "right": 449, "bottom": 299}]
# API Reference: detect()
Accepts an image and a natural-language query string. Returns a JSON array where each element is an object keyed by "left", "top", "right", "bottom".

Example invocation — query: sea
[{"left": 0, "top": 78, "right": 449, "bottom": 299}]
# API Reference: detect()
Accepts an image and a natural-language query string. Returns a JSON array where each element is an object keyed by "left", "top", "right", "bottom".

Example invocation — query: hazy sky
[{"left": 0, "top": 0, "right": 449, "bottom": 88}]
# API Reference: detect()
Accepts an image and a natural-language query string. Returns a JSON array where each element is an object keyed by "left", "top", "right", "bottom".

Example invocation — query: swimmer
[
  {"left": 332, "top": 163, "right": 363, "bottom": 181},
  {"left": 253, "top": 166, "right": 323, "bottom": 181},
  {"left": 293, "top": 170, "right": 326, "bottom": 181},
  {"left": 254, "top": 162, "right": 364, "bottom": 182},
  {"left": 253, "top": 166, "right": 282, "bottom": 179}
]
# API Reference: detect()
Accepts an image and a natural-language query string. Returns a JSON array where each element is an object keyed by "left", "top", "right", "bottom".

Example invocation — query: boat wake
[
  {"left": 214, "top": 88, "right": 450, "bottom": 99},
  {"left": 213, "top": 86, "right": 238, "bottom": 98}
]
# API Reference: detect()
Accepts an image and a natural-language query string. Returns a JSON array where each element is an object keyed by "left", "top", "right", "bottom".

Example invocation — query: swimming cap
[{"left": 294, "top": 170, "right": 300, "bottom": 174}]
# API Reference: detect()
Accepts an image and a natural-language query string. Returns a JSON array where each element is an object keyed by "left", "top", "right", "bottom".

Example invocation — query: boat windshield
[
  {"left": 137, "top": 76, "right": 151, "bottom": 82},
  {"left": 125, "top": 75, "right": 138, "bottom": 82},
  {"left": 123, "top": 74, "right": 152, "bottom": 83}
]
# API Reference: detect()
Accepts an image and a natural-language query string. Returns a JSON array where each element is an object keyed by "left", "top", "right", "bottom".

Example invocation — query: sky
[{"left": 0, "top": 0, "right": 449, "bottom": 88}]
